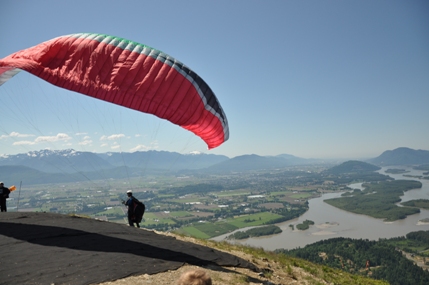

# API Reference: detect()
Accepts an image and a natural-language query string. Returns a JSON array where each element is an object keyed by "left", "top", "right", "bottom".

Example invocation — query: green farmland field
[
  {"left": 225, "top": 212, "right": 284, "bottom": 228},
  {"left": 180, "top": 222, "right": 238, "bottom": 239},
  {"left": 178, "top": 212, "right": 284, "bottom": 239}
]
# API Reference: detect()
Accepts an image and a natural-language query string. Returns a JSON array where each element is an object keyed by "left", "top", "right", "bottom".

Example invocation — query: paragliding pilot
[
  {"left": 122, "top": 190, "right": 145, "bottom": 228},
  {"left": 0, "top": 182, "right": 10, "bottom": 212}
]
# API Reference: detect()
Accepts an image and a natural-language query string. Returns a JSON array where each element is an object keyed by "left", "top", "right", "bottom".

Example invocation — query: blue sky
[{"left": 0, "top": 0, "right": 428, "bottom": 159}]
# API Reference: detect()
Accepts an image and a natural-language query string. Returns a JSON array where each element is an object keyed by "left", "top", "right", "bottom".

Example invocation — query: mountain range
[
  {"left": 367, "top": 147, "right": 429, "bottom": 166},
  {"left": 0, "top": 147, "right": 427, "bottom": 185}
]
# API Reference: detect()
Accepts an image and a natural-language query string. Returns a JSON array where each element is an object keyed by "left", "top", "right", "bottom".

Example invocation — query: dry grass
[{"left": 96, "top": 231, "right": 388, "bottom": 285}]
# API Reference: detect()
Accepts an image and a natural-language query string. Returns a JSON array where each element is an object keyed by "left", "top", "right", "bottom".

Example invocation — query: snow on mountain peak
[{"left": 26, "top": 149, "right": 78, "bottom": 158}]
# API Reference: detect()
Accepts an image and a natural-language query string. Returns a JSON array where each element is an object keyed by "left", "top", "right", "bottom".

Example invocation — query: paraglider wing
[{"left": 0, "top": 33, "right": 229, "bottom": 149}]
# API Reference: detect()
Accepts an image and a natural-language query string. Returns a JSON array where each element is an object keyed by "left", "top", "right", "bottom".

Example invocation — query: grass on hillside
[{"left": 175, "top": 234, "right": 389, "bottom": 285}]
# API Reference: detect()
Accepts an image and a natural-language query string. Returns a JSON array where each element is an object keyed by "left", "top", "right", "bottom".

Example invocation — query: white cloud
[
  {"left": 13, "top": 140, "right": 36, "bottom": 146},
  {"left": 1, "top": 132, "right": 34, "bottom": 140},
  {"left": 111, "top": 145, "right": 121, "bottom": 149},
  {"left": 100, "top": 134, "right": 125, "bottom": 141},
  {"left": 9, "top": 132, "right": 34, "bottom": 138},
  {"left": 130, "top": 141, "right": 159, "bottom": 152},
  {"left": 78, "top": 140, "right": 93, "bottom": 146},
  {"left": 10, "top": 133, "right": 71, "bottom": 147},
  {"left": 130, "top": 144, "right": 149, "bottom": 152},
  {"left": 35, "top": 133, "right": 71, "bottom": 143},
  {"left": 75, "top": 132, "right": 87, "bottom": 136}
]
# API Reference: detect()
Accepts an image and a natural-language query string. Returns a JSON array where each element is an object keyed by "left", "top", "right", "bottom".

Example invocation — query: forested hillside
[
  {"left": 276, "top": 233, "right": 429, "bottom": 285},
  {"left": 325, "top": 160, "right": 380, "bottom": 174},
  {"left": 324, "top": 180, "right": 422, "bottom": 221}
]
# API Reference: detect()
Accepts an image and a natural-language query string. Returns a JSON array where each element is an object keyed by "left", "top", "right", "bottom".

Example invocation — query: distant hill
[
  {"left": 98, "top": 150, "right": 229, "bottom": 170},
  {"left": 204, "top": 154, "right": 332, "bottom": 173},
  {"left": 275, "top": 154, "right": 327, "bottom": 165},
  {"left": 0, "top": 149, "right": 230, "bottom": 174},
  {"left": 0, "top": 164, "right": 155, "bottom": 185},
  {"left": 368, "top": 147, "right": 429, "bottom": 166},
  {"left": 2, "top": 147, "right": 425, "bottom": 184},
  {"left": 324, "top": 160, "right": 380, "bottom": 174},
  {"left": 0, "top": 149, "right": 230, "bottom": 185},
  {"left": 205, "top": 154, "right": 293, "bottom": 172},
  {"left": 0, "top": 165, "right": 72, "bottom": 184},
  {"left": 2, "top": 149, "right": 324, "bottom": 183},
  {"left": 0, "top": 149, "right": 332, "bottom": 183},
  {"left": 277, "top": 236, "right": 429, "bottom": 285},
  {"left": 0, "top": 149, "right": 113, "bottom": 173}
]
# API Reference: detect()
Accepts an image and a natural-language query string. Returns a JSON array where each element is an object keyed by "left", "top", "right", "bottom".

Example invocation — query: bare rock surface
[{"left": 0, "top": 212, "right": 257, "bottom": 285}]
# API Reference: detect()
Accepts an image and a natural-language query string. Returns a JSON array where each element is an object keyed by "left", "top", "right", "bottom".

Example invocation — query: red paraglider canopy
[{"left": 0, "top": 33, "right": 229, "bottom": 149}]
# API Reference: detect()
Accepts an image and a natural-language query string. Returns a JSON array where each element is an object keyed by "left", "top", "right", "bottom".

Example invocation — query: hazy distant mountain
[
  {"left": 324, "top": 160, "right": 380, "bottom": 174},
  {"left": 0, "top": 165, "right": 83, "bottom": 184},
  {"left": 0, "top": 149, "right": 113, "bottom": 173},
  {"left": 2, "top": 147, "right": 425, "bottom": 184},
  {"left": 0, "top": 149, "right": 230, "bottom": 184},
  {"left": 97, "top": 150, "right": 229, "bottom": 170},
  {"left": 367, "top": 147, "right": 429, "bottom": 166},
  {"left": 0, "top": 164, "right": 158, "bottom": 185},
  {"left": 0, "top": 149, "right": 228, "bottom": 172},
  {"left": 204, "top": 153, "right": 333, "bottom": 173},
  {"left": 275, "top": 154, "right": 329, "bottom": 165},
  {"left": 205, "top": 154, "right": 294, "bottom": 172}
]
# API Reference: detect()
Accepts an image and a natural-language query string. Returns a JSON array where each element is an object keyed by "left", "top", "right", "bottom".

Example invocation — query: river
[{"left": 212, "top": 166, "right": 429, "bottom": 250}]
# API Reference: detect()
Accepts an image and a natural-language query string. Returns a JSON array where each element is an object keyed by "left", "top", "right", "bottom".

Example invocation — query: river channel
[{"left": 212, "top": 167, "right": 429, "bottom": 250}]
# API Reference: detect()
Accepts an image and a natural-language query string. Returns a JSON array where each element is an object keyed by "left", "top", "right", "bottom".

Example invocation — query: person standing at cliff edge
[
  {"left": 122, "top": 190, "right": 145, "bottom": 228},
  {"left": 0, "top": 182, "right": 11, "bottom": 212}
]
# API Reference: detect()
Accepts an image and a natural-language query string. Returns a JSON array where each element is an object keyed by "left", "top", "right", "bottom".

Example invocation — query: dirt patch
[
  {"left": 259, "top": 203, "right": 284, "bottom": 209},
  {"left": 98, "top": 233, "right": 334, "bottom": 285}
]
